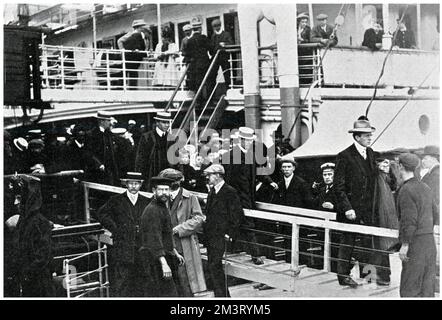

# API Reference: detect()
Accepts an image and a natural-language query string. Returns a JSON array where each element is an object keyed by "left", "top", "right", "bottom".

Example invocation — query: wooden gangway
[{"left": 82, "top": 181, "right": 440, "bottom": 297}]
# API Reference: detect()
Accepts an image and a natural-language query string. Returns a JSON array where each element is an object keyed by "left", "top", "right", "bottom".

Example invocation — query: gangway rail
[{"left": 80, "top": 180, "right": 439, "bottom": 296}]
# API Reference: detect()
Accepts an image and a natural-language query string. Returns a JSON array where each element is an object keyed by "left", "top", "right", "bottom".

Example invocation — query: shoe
[
  {"left": 376, "top": 280, "right": 390, "bottom": 286},
  {"left": 251, "top": 257, "right": 265, "bottom": 265},
  {"left": 339, "top": 277, "right": 359, "bottom": 288}
]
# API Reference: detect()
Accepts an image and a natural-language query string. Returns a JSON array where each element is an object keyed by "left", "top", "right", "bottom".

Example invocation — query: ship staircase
[{"left": 81, "top": 181, "right": 440, "bottom": 298}]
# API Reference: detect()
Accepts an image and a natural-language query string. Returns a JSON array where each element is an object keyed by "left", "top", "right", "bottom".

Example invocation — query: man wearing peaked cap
[
  {"left": 180, "top": 24, "right": 193, "bottom": 52},
  {"left": 96, "top": 171, "right": 150, "bottom": 297},
  {"left": 297, "top": 12, "right": 311, "bottom": 44},
  {"left": 311, "top": 12, "right": 338, "bottom": 47},
  {"left": 158, "top": 168, "right": 206, "bottom": 296},
  {"left": 417, "top": 145, "right": 440, "bottom": 207},
  {"left": 203, "top": 163, "right": 244, "bottom": 297},
  {"left": 334, "top": 116, "right": 391, "bottom": 287},
  {"left": 313, "top": 162, "right": 337, "bottom": 210},
  {"left": 135, "top": 111, "right": 176, "bottom": 191},
  {"left": 396, "top": 153, "right": 438, "bottom": 297}
]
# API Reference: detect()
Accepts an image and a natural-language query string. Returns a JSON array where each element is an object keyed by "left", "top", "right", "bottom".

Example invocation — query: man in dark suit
[
  {"left": 182, "top": 17, "right": 212, "bottom": 97},
  {"left": 135, "top": 111, "right": 174, "bottom": 191},
  {"left": 224, "top": 127, "right": 278, "bottom": 265},
  {"left": 362, "top": 23, "right": 384, "bottom": 51},
  {"left": 397, "top": 153, "right": 438, "bottom": 297},
  {"left": 85, "top": 111, "right": 120, "bottom": 185},
  {"left": 203, "top": 164, "right": 244, "bottom": 297},
  {"left": 297, "top": 13, "right": 311, "bottom": 44},
  {"left": 393, "top": 21, "right": 417, "bottom": 49},
  {"left": 418, "top": 145, "right": 440, "bottom": 210},
  {"left": 96, "top": 172, "right": 151, "bottom": 297},
  {"left": 209, "top": 18, "right": 234, "bottom": 89},
  {"left": 310, "top": 13, "right": 338, "bottom": 47},
  {"left": 312, "top": 162, "right": 337, "bottom": 211},
  {"left": 334, "top": 116, "right": 387, "bottom": 287},
  {"left": 118, "top": 19, "right": 150, "bottom": 89}
]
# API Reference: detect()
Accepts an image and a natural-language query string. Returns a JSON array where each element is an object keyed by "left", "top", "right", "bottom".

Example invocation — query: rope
[
  {"left": 365, "top": 5, "right": 409, "bottom": 117},
  {"left": 371, "top": 64, "right": 438, "bottom": 146}
]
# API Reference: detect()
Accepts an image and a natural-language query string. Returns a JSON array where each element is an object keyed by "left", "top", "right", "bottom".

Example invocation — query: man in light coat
[{"left": 158, "top": 168, "right": 207, "bottom": 297}]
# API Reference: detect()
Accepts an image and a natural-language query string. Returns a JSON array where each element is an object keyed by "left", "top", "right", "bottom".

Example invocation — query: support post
[
  {"left": 291, "top": 223, "right": 299, "bottom": 270},
  {"left": 157, "top": 4, "right": 162, "bottom": 45},
  {"left": 382, "top": 3, "right": 392, "bottom": 49},
  {"left": 308, "top": 3, "right": 314, "bottom": 28},
  {"left": 84, "top": 184, "right": 91, "bottom": 223},
  {"left": 416, "top": 4, "right": 421, "bottom": 49},
  {"left": 323, "top": 221, "right": 331, "bottom": 272}
]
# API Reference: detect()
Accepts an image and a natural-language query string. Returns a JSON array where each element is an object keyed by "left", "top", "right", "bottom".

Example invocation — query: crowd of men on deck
[{"left": 3, "top": 108, "right": 439, "bottom": 297}]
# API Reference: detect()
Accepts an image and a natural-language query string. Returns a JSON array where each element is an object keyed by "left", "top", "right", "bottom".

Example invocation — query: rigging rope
[{"left": 365, "top": 5, "right": 409, "bottom": 117}]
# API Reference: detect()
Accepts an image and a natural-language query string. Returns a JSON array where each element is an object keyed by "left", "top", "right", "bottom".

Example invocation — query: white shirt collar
[
  {"left": 214, "top": 29, "right": 223, "bottom": 35},
  {"left": 354, "top": 141, "right": 367, "bottom": 158},
  {"left": 75, "top": 140, "right": 84, "bottom": 148},
  {"left": 156, "top": 126, "right": 166, "bottom": 137},
  {"left": 170, "top": 188, "right": 180, "bottom": 201},
  {"left": 99, "top": 126, "right": 105, "bottom": 133},
  {"left": 214, "top": 180, "right": 225, "bottom": 194},
  {"left": 126, "top": 191, "right": 139, "bottom": 205},
  {"left": 284, "top": 174, "right": 294, "bottom": 188}
]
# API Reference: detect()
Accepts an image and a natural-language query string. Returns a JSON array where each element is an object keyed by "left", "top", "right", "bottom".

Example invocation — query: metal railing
[
  {"left": 81, "top": 180, "right": 440, "bottom": 284},
  {"left": 40, "top": 44, "right": 187, "bottom": 91},
  {"left": 39, "top": 44, "right": 324, "bottom": 93}
]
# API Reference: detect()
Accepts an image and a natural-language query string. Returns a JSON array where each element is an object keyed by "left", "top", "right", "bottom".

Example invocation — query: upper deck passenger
[
  {"left": 310, "top": 13, "right": 338, "bottom": 47},
  {"left": 297, "top": 12, "right": 311, "bottom": 44}
]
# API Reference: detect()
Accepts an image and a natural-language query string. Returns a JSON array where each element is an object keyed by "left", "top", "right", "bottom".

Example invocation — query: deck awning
[{"left": 287, "top": 99, "right": 440, "bottom": 159}]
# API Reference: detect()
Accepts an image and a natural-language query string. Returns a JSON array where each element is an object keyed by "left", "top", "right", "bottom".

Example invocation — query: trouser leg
[
  {"left": 207, "top": 242, "right": 230, "bottom": 297},
  {"left": 337, "top": 232, "right": 355, "bottom": 282}
]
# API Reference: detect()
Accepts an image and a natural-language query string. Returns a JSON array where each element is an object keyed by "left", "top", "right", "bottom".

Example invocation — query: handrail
[
  {"left": 175, "top": 50, "right": 222, "bottom": 137},
  {"left": 164, "top": 63, "right": 189, "bottom": 112},
  {"left": 199, "top": 93, "right": 226, "bottom": 141}
]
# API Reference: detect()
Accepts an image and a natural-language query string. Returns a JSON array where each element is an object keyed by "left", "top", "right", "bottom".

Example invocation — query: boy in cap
[
  {"left": 297, "top": 12, "right": 311, "bottom": 44},
  {"left": 310, "top": 13, "right": 338, "bottom": 47},
  {"left": 96, "top": 172, "right": 151, "bottom": 297},
  {"left": 397, "top": 153, "right": 438, "bottom": 297},
  {"left": 140, "top": 176, "right": 185, "bottom": 297},
  {"left": 203, "top": 164, "right": 244, "bottom": 297}
]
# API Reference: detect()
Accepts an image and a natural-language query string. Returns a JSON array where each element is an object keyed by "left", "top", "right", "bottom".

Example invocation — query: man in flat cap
[
  {"left": 158, "top": 168, "right": 206, "bottom": 297},
  {"left": 96, "top": 172, "right": 151, "bottom": 297},
  {"left": 140, "top": 176, "right": 185, "bottom": 297},
  {"left": 135, "top": 111, "right": 175, "bottom": 191},
  {"left": 397, "top": 153, "right": 438, "bottom": 297},
  {"left": 203, "top": 164, "right": 244, "bottom": 297},
  {"left": 311, "top": 13, "right": 338, "bottom": 47},
  {"left": 117, "top": 19, "right": 151, "bottom": 89},
  {"left": 418, "top": 145, "right": 440, "bottom": 210},
  {"left": 334, "top": 116, "right": 387, "bottom": 287}
]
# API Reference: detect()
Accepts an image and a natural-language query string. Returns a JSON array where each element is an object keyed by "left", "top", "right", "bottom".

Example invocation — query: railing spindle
[
  {"left": 84, "top": 184, "right": 90, "bottom": 223},
  {"left": 106, "top": 50, "right": 110, "bottom": 91},
  {"left": 323, "top": 222, "right": 331, "bottom": 272},
  {"left": 122, "top": 49, "right": 127, "bottom": 91},
  {"left": 291, "top": 223, "right": 300, "bottom": 271},
  {"left": 60, "top": 47, "right": 65, "bottom": 89}
]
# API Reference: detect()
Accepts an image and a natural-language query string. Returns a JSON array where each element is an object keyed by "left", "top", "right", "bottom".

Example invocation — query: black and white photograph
[{"left": 1, "top": 0, "right": 440, "bottom": 303}]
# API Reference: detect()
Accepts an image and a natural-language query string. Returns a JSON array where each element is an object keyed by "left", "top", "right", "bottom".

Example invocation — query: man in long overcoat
[
  {"left": 85, "top": 111, "right": 120, "bottom": 185},
  {"left": 140, "top": 176, "right": 185, "bottom": 297},
  {"left": 209, "top": 18, "right": 234, "bottom": 89},
  {"left": 159, "top": 168, "right": 206, "bottom": 296},
  {"left": 96, "top": 172, "right": 151, "bottom": 297},
  {"left": 135, "top": 111, "right": 174, "bottom": 191},
  {"left": 203, "top": 164, "right": 244, "bottom": 297},
  {"left": 334, "top": 116, "right": 389, "bottom": 287}
]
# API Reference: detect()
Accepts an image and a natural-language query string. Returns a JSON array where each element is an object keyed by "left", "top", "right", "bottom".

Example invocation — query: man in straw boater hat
[
  {"left": 135, "top": 111, "right": 175, "bottom": 191},
  {"left": 158, "top": 168, "right": 206, "bottom": 297},
  {"left": 85, "top": 110, "right": 120, "bottom": 185},
  {"left": 334, "top": 116, "right": 391, "bottom": 288},
  {"left": 140, "top": 176, "right": 185, "bottom": 297},
  {"left": 396, "top": 153, "right": 438, "bottom": 297},
  {"left": 224, "top": 127, "right": 278, "bottom": 268},
  {"left": 203, "top": 164, "right": 244, "bottom": 297},
  {"left": 96, "top": 172, "right": 150, "bottom": 297},
  {"left": 297, "top": 12, "right": 311, "bottom": 44}
]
